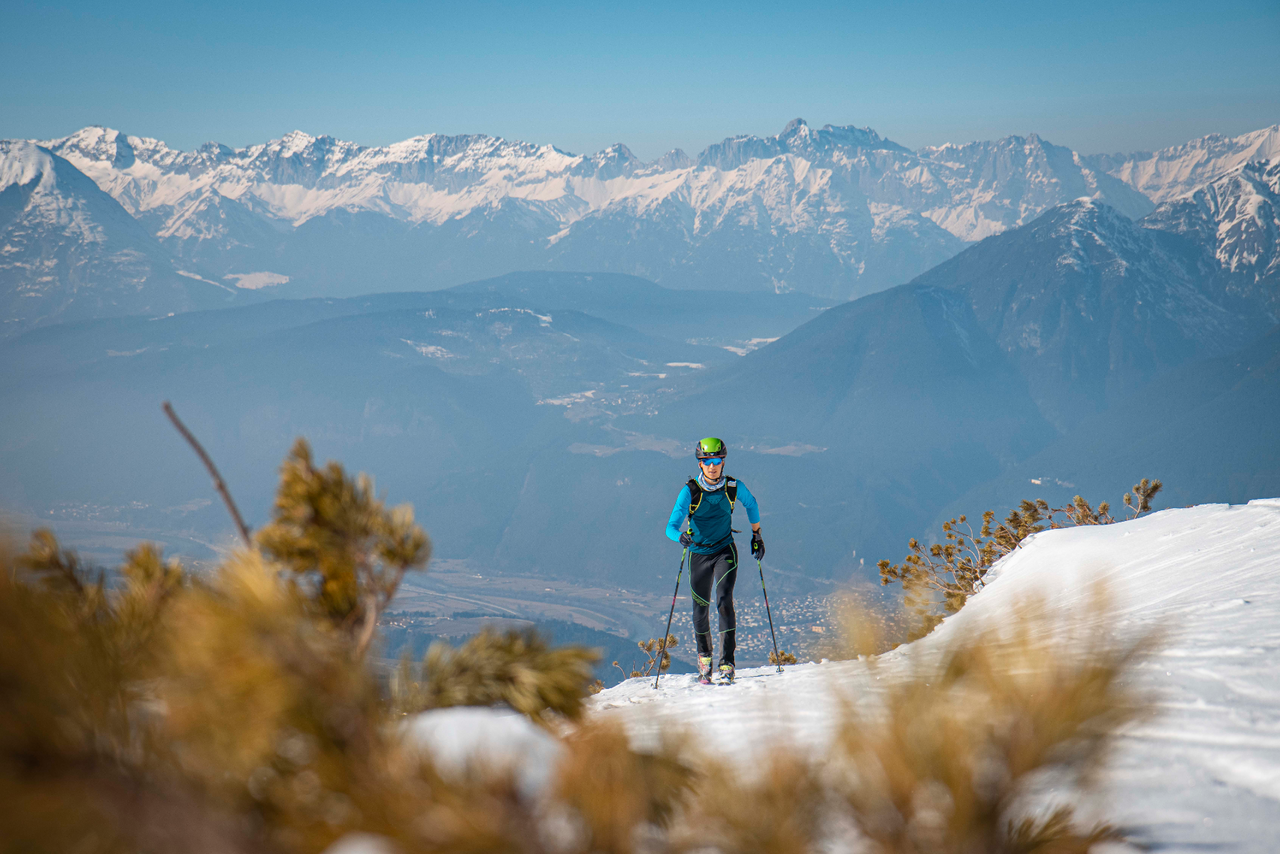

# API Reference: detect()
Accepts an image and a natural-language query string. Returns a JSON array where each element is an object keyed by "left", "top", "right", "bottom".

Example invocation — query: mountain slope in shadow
[
  {"left": 909, "top": 199, "right": 1262, "bottom": 430},
  {"left": 936, "top": 324, "right": 1280, "bottom": 526}
]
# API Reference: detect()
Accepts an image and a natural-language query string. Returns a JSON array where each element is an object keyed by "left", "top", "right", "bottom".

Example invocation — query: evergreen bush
[{"left": 879, "top": 480, "right": 1163, "bottom": 635}]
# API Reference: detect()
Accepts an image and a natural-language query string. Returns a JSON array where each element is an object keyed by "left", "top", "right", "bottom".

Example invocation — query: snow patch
[
  {"left": 402, "top": 707, "right": 562, "bottom": 799},
  {"left": 222, "top": 271, "right": 289, "bottom": 290},
  {"left": 321, "top": 834, "right": 398, "bottom": 854},
  {"left": 720, "top": 336, "right": 780, "bottom": 356},
  {"left": 401, "top": 339, "right": 455, "bottom": 359},
  {"left": 538, "top": 389, "right": 598, "bottom": 406}
]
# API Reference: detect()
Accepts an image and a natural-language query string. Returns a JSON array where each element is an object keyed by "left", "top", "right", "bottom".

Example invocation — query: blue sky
[{"left": 3, "top": 0, "right": 1278, "bottom": 159}]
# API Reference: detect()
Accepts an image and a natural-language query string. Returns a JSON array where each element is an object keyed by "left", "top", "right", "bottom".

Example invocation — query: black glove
[
  {"left": 751, "top": 531, "right": 765, "bottom": 561},
  {"left": 679, "top": 530, "right": 693, "bottom": 548}
]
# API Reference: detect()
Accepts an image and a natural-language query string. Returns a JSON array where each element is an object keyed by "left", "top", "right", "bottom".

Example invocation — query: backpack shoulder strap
[
  {"left": 725, "top": 477, "right": 738, "bottom": 512},
  {"left": 686, "top": 478, "right": 703, "bottom": 517}
]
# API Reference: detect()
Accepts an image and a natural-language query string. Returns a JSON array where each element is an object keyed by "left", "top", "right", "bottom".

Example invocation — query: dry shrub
[
  {"left": 382, "top": 754, "right": 541, "bottom": 854},
  {"left": 554, "top": 720, "right": 696, "bottom": 854},
  {"left": 0, "top": 440, "right": 599, "bottom": 854},
  {"left": 879, "top": 479, "right": 1163, "bottom": 636},
  {"left": 676, "top": 751, "right": 824, "bottom": 854},
  {"left": 0, "top": 534, "right": 132, "bottom": 854},
  {"left": 614, "top": 634, "right": 679, "bottom": 679},
  {"left": 257, "top": 437, "right": 431, "bottom": 657},
  {"left": 0, "top": 439, "right": 1155, "bottom": 854},
  {"left": 816, "top": 592, "right": 908, "bottom": 661},
  {"left": 0, "top": 532, "right": 266, "bottom": 854},
  {"left": 161, "top": 550, "right": 391, "bottom": 853},
  {"left": 393, "top": 627, "right": 600, "bottom": 724},
  {"left": 828, "top": 594, "right": 1151, "bottom": 854}
]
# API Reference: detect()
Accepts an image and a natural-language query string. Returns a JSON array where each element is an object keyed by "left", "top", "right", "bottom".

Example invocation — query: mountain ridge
[
  {"left": 907, "top": 196, "right": 1264, "bottom": 429},
  {"left": 15, "top": 120, "right": 1271, "bottom": 307},
  {"left": 5, "top": 120, "right": 1279, "bottom": 334}
]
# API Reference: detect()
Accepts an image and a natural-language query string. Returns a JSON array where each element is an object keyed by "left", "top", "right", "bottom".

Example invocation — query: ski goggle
[{"left": 699, "top": 457, "right": 724, "bottom": 466}]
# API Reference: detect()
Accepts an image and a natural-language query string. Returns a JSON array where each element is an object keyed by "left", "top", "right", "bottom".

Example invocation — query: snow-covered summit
[
  {"left": 1087, "top": 123, "right": 1280, "bottom": 203},
  {"left": 592, "top": 499, "right": 1280, "bottom": 852},
  {"left": 1144, "top": 156, "right": 1280, "bottom": 320},
  {"left": 694, "top": 118, "right": 910, "bottom": 171}
]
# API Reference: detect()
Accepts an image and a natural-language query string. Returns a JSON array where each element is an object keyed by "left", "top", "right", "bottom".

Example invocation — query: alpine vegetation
[
  {"left": 612, "top": 633, "right": 680, "bottom": 680},
  {"left": 823, "top": 592, "right": 1152, "bottom": 854},
  {"left": 878, "top": 479, "right": 1163, "bottom": 635},
  {"left": 256, "top": 437, "right": 432, "bottom": 658},
  {"left": 392, "top": 626, "right": 599, "bottom": 723},
  {"left": 0, "top": 440, "right": 1159, "bottom": 854}
]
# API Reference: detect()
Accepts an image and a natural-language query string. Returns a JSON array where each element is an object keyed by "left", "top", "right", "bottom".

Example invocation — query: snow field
[{"left": 584, "top": 499, "right": 1280, "bottom": 852}]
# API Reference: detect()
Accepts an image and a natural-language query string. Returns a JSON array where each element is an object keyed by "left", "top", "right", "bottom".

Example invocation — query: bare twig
[
  {"left": 355, "top": 591, "right": 380, "bottom": 660},
  {"left": 162, "top": 402, "right": 252, "bottom": 547}
]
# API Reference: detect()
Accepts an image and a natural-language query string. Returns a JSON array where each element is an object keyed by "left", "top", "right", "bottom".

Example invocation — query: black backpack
[{"left": 685, "top": 476, "right": 738, "bottom": 519}]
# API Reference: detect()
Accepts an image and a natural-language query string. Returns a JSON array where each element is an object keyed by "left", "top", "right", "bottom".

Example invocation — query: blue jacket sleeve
[
  {"left": 666, "top": 485, "right": 692, "bottom": 542},
  {"left": 738, "top": 481, "right": 761, "bottom": 525}
]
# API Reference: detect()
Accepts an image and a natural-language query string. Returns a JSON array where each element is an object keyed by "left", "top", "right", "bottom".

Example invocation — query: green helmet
[{"left": 695, "top": 437, "right": 727, "bottom": 460}]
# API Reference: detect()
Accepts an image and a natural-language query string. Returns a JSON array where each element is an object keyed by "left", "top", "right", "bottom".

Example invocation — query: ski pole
[
  {"left": 654, "top": 547, "right": 688, "bottom": 690},
  {"left": 757, "top": 557, "right": 784, "bottom": 672}
]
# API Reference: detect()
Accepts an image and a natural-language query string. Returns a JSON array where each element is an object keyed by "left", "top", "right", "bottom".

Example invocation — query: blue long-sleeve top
[{"left": 665, "top": 476, "right": 760, "bottom": 554}]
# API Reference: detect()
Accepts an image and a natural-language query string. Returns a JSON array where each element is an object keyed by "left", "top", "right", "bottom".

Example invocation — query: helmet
[{"left": 695, "top": 437, "right": 727, "bottom": 460}]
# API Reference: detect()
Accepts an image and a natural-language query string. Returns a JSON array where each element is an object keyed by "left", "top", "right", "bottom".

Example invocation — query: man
[{"left": 664, "top": 437, "right": 764, "bottom": 684}]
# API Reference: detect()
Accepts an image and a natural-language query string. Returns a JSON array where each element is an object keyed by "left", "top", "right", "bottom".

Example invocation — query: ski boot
[
  {"left": 718, "top": 663, "right": 735, "bottom": 684},
  {"left": 698, "top": 656, "right": 713, "bottom": 685}
]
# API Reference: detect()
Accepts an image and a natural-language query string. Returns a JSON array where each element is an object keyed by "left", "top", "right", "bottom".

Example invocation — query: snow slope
[{"left": 592, "top": 499, "right": 1280, "bottom": 852}]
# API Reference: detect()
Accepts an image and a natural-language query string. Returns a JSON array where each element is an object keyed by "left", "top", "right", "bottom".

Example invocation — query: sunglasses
[{"left": 700, "top": 457, "right": 724, "bottom": 467}]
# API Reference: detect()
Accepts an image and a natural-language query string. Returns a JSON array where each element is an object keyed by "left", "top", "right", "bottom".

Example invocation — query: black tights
[{"left": 689, "top": 542, "right": 738, "bottom": 667}]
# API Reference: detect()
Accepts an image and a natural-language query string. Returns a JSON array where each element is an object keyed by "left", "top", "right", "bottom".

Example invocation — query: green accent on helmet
[{"left": 696, "top": 437, "right": 727, "bottom": 460}]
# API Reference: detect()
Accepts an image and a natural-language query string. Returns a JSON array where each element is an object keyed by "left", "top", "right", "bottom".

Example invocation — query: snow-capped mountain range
[
  {"left": 1082, "top": 124, "right": 1280, "bottom": 203},
  {"left": 2, "top": 120, "right": 1279, "bottom": 333}
]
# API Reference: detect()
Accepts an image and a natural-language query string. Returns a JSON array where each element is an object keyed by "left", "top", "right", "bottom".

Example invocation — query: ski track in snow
[{"left": 591, "top": 499, "right": 1280, "bottom": 852}]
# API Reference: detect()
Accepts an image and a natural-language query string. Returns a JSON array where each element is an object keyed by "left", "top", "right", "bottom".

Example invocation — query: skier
[{"left": 665, "top": 437, "right": 764, "bottom": 684}]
